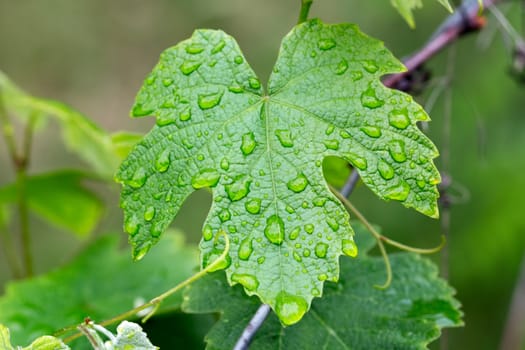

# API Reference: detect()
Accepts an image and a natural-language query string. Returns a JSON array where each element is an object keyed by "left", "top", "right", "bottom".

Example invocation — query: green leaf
[
  {"left": 390, "top": 0, "right": 453, "bottom": 28},
  {"left": 117, "top": 19, "right": 440, "bottom": 325},
  {"left": 111, "top": 131, "right": 143, "bottom": 160},
  {"left": 0, "top": 324, "right": 69, "bottom": 350},
  {"left": 0, "top": 232, "right": 197, "bottom": 347},
  {"left": 0, "top": 171, "right": 103, "bottom": 237},
  {"left": 0, "top": 71, "right": 120, "bottom": 178},
  {"left": 182, "top": 225, "right": 462, "bottom": 350},
  {"left": 110, "top": 321, "right": 158, "bottom": 350}
]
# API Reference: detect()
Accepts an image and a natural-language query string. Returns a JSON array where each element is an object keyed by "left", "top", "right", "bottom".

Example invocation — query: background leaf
[
  {"left": 117, "top": 19, "right": 440, "bottom": 325},
  {"left": 390, "top": 0, "right": 453, "bottom": 28},
  {"left": 0, "top": 171, "right": 103, "bottom": 237},
  {"left": 182, "top": 223, "right": 462, "bottom": 350},
  {"left": 0, "top": 232, "right": 197, "bottom": 348}
]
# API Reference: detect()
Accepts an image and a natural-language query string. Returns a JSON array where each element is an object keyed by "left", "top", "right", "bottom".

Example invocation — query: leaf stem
[
  {"left": 297, "top": 0, "right": 313, "bottom": 24},
  {"left": 57, "top": 231, "right": 230, "bottom": 343},
  {"left": 0, "top": 215, "right": 22, "bottom": 278}
]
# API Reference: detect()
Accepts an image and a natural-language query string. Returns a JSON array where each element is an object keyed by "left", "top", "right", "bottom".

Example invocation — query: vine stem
[
  {"left": 233, "top": 304, "right": 272, "bottom": 350},
  {"left": 297, "top": 0, "right": 313, "bottom": 24},
  {"left": 0, "top": 94, "right": 35, "bottom": 277},
  {"left": 56, "top": 231, "right": 230, "bottom": 343}
]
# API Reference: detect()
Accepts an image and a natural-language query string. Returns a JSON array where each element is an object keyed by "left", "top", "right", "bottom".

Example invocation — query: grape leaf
[
  {"left": 109, "top": 321, "right": 158, "bottom": 350},
  {"left": 116, "top": 19, "right": 440, "bottom": 325},
  {"left": 0, "top": 232, "right": 197, "bottom": 348},
  {"left": 0, "top": 71, "right": 122, "bottom": 179},
  {"left": 0, "top": 171, "right": 103, "bottom": 237},
  {"left": 0, "top": 324, "right": 69, "bottom": 350},
  {"left": 391, "top": 0, "right": 453, "bottom": 28},
  {"left": 182, "top": 224, "right": 462, "bottom": 350}
]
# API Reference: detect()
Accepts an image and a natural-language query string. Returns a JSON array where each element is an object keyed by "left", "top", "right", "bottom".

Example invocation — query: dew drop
[
  {"left": 134, "top": 245, "right": 151, "bottom": 261},
  {"left": 198, "top": 91, "right": 224, "bottom": 110},
  {"left": 238, "top": 238, "right": 253, "bottom": 260},
  {"left": 363, "top": 60, "right": 379, "bottom": 73},
  {"left": 326, "top": 217, "right": 339, "bottom": 231},
  {"left": 124, "top": 215, "right": 140, "bottom": 235},
  {"left": 211, "top": 40, "right": 226, "bottom": 54},
  {"left": 323, "top": 139, "right": 339, "bottom": 150},
  {"left": 335, "top": 59, "right": 349, "bottom": 75},
  {"left": 318, "top": 38, "right": 336, "bottom": 50},
  {"left": 257, "top": 256, "right": 265, "bottom": 264},
  {"left": 144, "top": 206, "right": 155, "bottom": 221},
  {"left": 388, "top": 140, "right": 407, "bottom": 162},
  {"left": 345, "top": 152, "right": 367, "bottom": 170},
  {"left": 351, "top": 71, "right": 363, "bottom": 81},
  {"left": 156, "top": 115, "right": 176, "bottom": 126},
  {"left": 180, "top": 61, "right": 202, "bottom": 75},
  {"left": 240, "top": 132, "right": 257, "bottom": 155},
  {"left": 228, "top": 84, "right": 244, "bottom": 93},
  {"left": 377, "top": 160, "right": 395, "bottom": 180},
  {"left": 389, "top": 109, "right": 410, "bottom": 129},
  {"left": 185, "top": 43, "right": 204, "bottom": 54},
  {"left": 293, "top": 251, "right": 303, "bottom": 262},
  {"left": 155, "top": 149, "right": 171, "bottom": 173},
  {"left": 220, "top": 157, "right": 230, "bottom": 170},
  {"left": 303, "top": 248, "right": 311, "bottom": 257},
  {"left": 318, "top": 273, "right": 328, "bottom": 281},
  {"left": 203, "top": 224, "right": 213, "bottom": 241},
  {"left": 340, "top": 130, "right": 350, "bottom": 139},
  {"left": 313, "top": 197, "right": 327, "bottom": 207},
  {"left": 384, "top": 181, "right": 410, "bottom": 201},
  {"left": 275, "top": 293, "right": 308, "bottom": 326},
  {"left": 361, "top": 87, "right": 384, "bottom": 109},
  {"left": 231, "top": 273, "right": 259, "bottom": 292},
  {"left": 289, "top": 227, "right": 300, "bottom": 240},
  {"left": 325, "top": 125, "right": 335, "bottom": 135},
  {"left": 304, "top": 224, "right": 314, "bottom": 234},
  {"left": 162, "top": 78, "right": 173, "bottom": 87},
  {"left": 312, "top": 288, "right": 320, "bottom": 296},
  {"left": 146, "top": 75, "right": 156, "bottom": 85},
  {"left": 225, "top": 175, "right": 251, "bottom": 201},
  {"left": 248, "top": 77, "right": 261, "bottom": 90},
  {"left": 360, "top": 126, "right": 382, "bottom": 138},
  {"left": 342, "top": 239, "right": 358, "bottom": 257},
  {"left": 132, "top": 103, "right": 154, "bottom": 117},
  {"left": 191, "top": 169, "right": 221, "bottom": 189},
  {"left": 127, "top": 167, "right": 147, "bottom": 189},
  {"left": 315, "top": 242, "right": 328, "bottom": 258},
  {"left": 264, "top": 215, "right": 285, "bottom": 245},
  {"left": 287, "top": 173, "right": 308, "bottom": 193},
  {"left": 245, "top": 198, "right": 261, "bottom": 214},
  {"left": 416, "top": 177, "right": 426, "bottom": 189},
  {"left": 179, "top": 107, "right": 191, "bottom": 121},
  {"left": 234, "top": 56, "right": 244, "bottom": 64},
  {"left": 150, "top": 222, "right": 163, "bottom": 237},
  {"left": 219, "top": 209, "right": 231, "bottom": 222},
  {"left": 275, "top": 129, "right": 293, "bottom": 147}
]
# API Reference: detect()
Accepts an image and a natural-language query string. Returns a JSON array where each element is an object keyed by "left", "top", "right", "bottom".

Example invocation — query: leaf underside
[
  {"left": 117, "top": 19, "right": 440, "bottom": 325},
  {"left": 182, "top": 226, "right": 463, "bottom": 350}
]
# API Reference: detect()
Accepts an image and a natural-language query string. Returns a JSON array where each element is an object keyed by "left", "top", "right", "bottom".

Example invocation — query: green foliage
[
  {"left": 117, "top": 18, "right": 440, "bottom": 324},
  {"left": 80, "top": 321, "right": 158, "bottom": 350},
  {"left": 0, "top": 324, "right": 68, "bottom": 350},
  {"left": 0, "top": 171, "right": 102, "bottom": 236},
  {"left": 182, "top": 224, "right": 462, "bottom": 349},
  {"left": 0, "top": 71, "right": 124, "bottom": 179},
  {"left": 390, "top": 0, "right": 453, "bottom": 28},
  {"left": 0, "top": 232, "right": 197, "bottom": 348}
]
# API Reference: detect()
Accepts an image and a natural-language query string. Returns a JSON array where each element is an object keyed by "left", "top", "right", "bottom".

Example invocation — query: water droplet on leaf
[
  {"left": 361, "top": 87, "right": 384, "bottom": 109},
  {"left": 245, "top": 198, "right": 261, "bottom": 214},
  {"left": 234, "top": 56, "right": 244, "bottom": 64},
  {"left": 360, "top": 126, "right": 381, "bottom": 138},
  {"left": 342, "top": 239, "right": 358, "bottom": 257},
  {"left": 124, "top": 215, "right": 140, "bottom": 235},
  {"left": 363, "top": 60, "right": 379, "bottom": 73},
  {"left": 220, "top": 157, "right": 230, "bottom": 170},
  {"left": 384, "top": 181, "right": 410, "bottom": 201},
  {"left": 335, "top": 59, "right": 349, "bottom": 75},
  {"left": 144, "top": 206, "right": 155, "bottom": 221},
  {"left": 275, "top": 293, "right": 308, "bottom": 326},
  {"left": 345, "top": 152, "right": 367, "bottom": 170},
  {"left": 315, "top": 242, "right": 328, "bottom": 258},
  {"left": 198, "top": 90, "right": 223, "bottom": 110},
  {"left": 389, "top": 109, "right": 410, "bottom": 129},
  {"left": 287, "top": 173, "right": 308, "bottom": 193},
  {"left": 127, "top": 167, "right": 147, "bottom": 189},
  {"left": 388, "top": 140, "right": 407, "bottom": 162},
  {"left": 203, "top": 224, "right": 213, "bottom": 241},
  {"left": 225, "top": 175, "right": 251, "bottom": 201},
  {"left": 289, "top": 227, "right": 300, "bottom": 240},
  {"left": 238, "top": 238, "right": 253, "bottom": 260},
  {"left": 155, "top": 149, "right": 171, "bottom": 173},
  {"left": 219, "top": 209, "right": 231, "bottom": 222},
  {"left": 264, "top": 215, "right": 285, "bottom": 245},
  {"left": 211, "top": 40, "right": 226, "bottom": 54},
  {"left": 180, "top": 61, "right": 202, "bottom": 75},
  {"left": 275, "top": 129, "right": 293, "bottom": 147},
  {"left": 185, "top": 43, "right": 204, "bottom": 54},
  {"left": 248, "top": 77, "right": 261, "bottom": 90},
  {"left": 318, "top": 38, "right": 336, "bottom": 50},
  {"left": 304, "top": 224, "right": 314, "bottom": 234},
  {"left": 191, "top": 169, "right": 221, "bottom": 189},
  {"left": 377, "top": 160, "right": 395, "bottom": 180},
  {"left": 231, "top": 273, "right": 259, "bottom": 292},
  {"left": 323, "top": 139, "right": 339, "bottom": 150},
  {"left": 240, "top": 132, "right": 257, "bottom": 155}
]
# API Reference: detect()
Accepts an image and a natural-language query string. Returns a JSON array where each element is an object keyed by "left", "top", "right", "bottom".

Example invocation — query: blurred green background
[{"left": 0, "top": 0, "right": 524, "bottom": 349}]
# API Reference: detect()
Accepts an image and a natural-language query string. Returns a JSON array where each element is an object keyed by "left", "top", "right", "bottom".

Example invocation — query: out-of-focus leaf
[
  {"left": 0, "top": 232, "right": 198, "bottom": 348},
  {"left": 0, "top": 171, "right": 103, "bottom": 237},
  {"left": 390, "top": 0, "right": 453, "bottom": 28},
  {"left": 322, "top": 156, "right": 352, "bottom": 188},
  {"left": 110, "top": 132, "right": 143, "bottom": 160},
  {"left": 182, "top": 224, "right": 462, "bottom": 349},
  {"left": 110, "top": 321, "right": 158, "bottom": 350},
  {"left": 0, "top": 324, "right": 69, "bottom": 350},
  {"left": 0, "top": 71, "right": 118, "bottom": 178}
]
